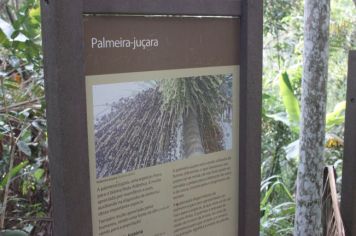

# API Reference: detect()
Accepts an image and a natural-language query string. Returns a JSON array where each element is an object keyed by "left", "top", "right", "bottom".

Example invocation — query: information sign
[
  {"left": 84, "top": 16, "right": 240, "bottom": 236},
  {"left": 40, "top": 1, "right": 263, "bottom": 235}
]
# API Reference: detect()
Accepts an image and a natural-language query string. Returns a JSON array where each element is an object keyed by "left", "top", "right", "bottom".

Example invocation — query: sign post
[
  {"left": 341, "top": 51, "right": 356, "bottom": 236},
  {"left": 40, "top": 1, "right": 262, "bottom": 236}
]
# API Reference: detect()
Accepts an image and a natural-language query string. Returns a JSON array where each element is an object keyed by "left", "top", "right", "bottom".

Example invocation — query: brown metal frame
[
  {"left": 341, "top": 50, "right": 356, "bottom": 236},
  {"left": 40, "top": 1, "right": 262, "bottom": 235}
]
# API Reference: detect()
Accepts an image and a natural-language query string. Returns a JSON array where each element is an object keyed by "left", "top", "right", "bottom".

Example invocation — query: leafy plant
[
  {"left": 260, "top": 176, "right": 295, "bottom": 236},
  {"left": 261, "top": 0, "right": 354, "bottom": 234},
  {"left": 0, "top": 0, "right": 50, "bottom": 234}
]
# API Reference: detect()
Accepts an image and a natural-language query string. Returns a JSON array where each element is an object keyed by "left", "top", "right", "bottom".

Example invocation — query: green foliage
[
  {"left": 279, "top": 72, "right": 300, "bottom": 131},
  {"left": 0, "top": 0, "right": 42, "bottom": 71},
  {"left": 261, "top": 0, "right": 354, "bottom": 234},
  {"left": 263, "top": 0, "right": 298, "bottom": 36},
  {"left": 326, "top": 101, "right": 346, "bottom": 130},
  {"left": 0, "top": 0, "right": 50, "bottom": 234},
  {"left": 327, "top": 0, "right": 356, "bottom": 111},
  {"left": 260, "top": 176, "right": 295, "bottom": 236},
  {"left": 0, "top": 161, "right": 29, "bottom": 190}
]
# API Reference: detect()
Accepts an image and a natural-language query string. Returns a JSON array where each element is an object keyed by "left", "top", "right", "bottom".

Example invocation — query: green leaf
[
  {"left": 0, "top": 18, "right": 13, "bottom": 44},
  {"left": 29, "top": 7, "right": 41, "bottom": 25},
  {"left": 4, "top": 80, "right": 20, "bottom": 90},
  {"left": 326, "top": 101, "right": 346, "bottom": 130},
  {"left": 33, "top": 168, "right": 44, "bottom": 181},
  {"left": 279, "top": 72, "right": 300, "bottom": 132},
  {"left": 0, "top": 28, "right": 10, "bottom": 46},
  {"left": 261, "top": 179, "right": 294, "bottom": 207},
  {"left": 0, "top": 161, "right": 29, "bottom": 190},
  {"left": 0, "top": 17, "right": 27, "bottom": 44},
  {"left": 21, "top": 179, "right": 32, "bottom": 195},
  {"left": 17, "top": 141, "right": 32, "bottom": 156}
]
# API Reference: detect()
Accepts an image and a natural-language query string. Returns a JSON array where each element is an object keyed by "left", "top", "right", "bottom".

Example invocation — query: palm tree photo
[{"left": 93, "top": 74, "right": 233, "bottom": 178}]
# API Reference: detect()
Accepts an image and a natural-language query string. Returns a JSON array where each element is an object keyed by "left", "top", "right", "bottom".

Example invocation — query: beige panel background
[{"left": 86, "top": 66, "right": 239, "bottom": 236}]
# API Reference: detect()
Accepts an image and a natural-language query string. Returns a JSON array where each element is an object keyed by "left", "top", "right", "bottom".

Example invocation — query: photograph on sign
[{"left": 92, "top": 74, "right": 233, "bottom": 178}]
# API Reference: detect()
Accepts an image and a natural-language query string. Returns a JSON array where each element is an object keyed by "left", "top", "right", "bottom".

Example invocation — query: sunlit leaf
[
  {"left": 29, "top": 7, "right": 41, "bottom": 25},
  {"left": 0, "top": 161, "right": 29, "bottom": 189},
  {"left": 0, "top": 18, "right": 27, "bottom": 43},
  {"left": 326, "top": 101, "right": 346, "bottom": 130},
  {"left": 279, "top": 72, "right": 300, "bottom": 132},
  {"left": 33, "top": 168, "right": 44, "bottom": 181}
]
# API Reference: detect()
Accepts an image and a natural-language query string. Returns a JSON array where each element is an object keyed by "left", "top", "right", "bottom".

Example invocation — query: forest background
[{"left": 0, "top": 0, "right": 354, "bottom": 235}]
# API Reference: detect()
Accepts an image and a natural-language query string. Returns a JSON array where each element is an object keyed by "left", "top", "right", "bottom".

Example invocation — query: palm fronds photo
[{"left": 92, "top": 74, "right": 233, "bottom": 178}]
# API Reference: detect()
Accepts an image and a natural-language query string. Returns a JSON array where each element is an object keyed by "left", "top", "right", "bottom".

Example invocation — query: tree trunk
[
  {"left": 183, "top": 109, "right": 204, "bottom": 157},
  {"left": 294, "top": 0, "right": 330, "bottom": 235}
]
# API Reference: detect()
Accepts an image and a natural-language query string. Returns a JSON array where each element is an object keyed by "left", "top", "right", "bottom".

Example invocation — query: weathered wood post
[
  {"left": 40, "top": 1, "right": 262, "bottom": 235},
  {"left": 341, "top": 50, "right": 356, "bottom": 236}
]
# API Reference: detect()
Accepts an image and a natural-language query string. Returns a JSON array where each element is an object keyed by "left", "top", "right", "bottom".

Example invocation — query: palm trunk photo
[{"left": 93, "top": 74, "right": 233, "bottom": 178}]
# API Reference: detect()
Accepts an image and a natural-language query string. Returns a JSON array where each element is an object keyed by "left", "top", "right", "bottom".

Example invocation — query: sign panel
[{"left": 84, "top": 15, "right": 240, "bottom": 236}]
